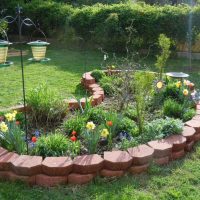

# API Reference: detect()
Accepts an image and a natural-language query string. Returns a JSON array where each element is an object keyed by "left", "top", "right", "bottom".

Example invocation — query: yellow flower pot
[{"left": 27, "top": 40, "right": 50, "bottom": 61}]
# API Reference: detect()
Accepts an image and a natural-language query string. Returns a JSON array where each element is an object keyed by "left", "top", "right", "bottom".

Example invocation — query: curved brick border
[{"left": 0, "top": 71, "right": 199, "bottom": 186}]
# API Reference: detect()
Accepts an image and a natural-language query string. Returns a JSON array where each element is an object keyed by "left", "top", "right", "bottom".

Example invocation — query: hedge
[{"left": 2, "top": 1, "right": 200, "bottom": 52}]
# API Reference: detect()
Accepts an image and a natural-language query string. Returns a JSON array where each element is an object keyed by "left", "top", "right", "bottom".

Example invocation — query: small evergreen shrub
[{"left": 91, "top": 70, "right": 105, "bottom": 82}]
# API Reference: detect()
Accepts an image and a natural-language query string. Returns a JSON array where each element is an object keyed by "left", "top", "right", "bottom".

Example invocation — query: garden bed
[{"left": 0, "top": 69, "right": 199, "bottom": 186}]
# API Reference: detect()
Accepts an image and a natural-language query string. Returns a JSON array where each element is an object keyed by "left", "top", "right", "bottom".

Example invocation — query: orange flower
[
  {"left": 32, "top": 136, "right": 37, "bottom": 143},
  {"left": 70, "top": 136, "right": 77, "bottom": 142},
  {"left": 107, "top": 121, "right": 113, "bottom": 127},
  {"left": 16, "top": 121, "right": 20, "bottom": 125}
]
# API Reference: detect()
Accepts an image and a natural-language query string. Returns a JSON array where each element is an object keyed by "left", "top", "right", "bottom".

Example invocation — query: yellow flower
[
  {"left": 183, "top": 79, "right": 190, "bottom": 86},
  {"left": 5, "top": 113, "right": 15, "bottom": 122},
  {"left": 176, "top": 81, "right": 181, "bottom": 88},
  {"left": 86, "top": 121, "right": 96, "bottom": 130},
  {"left": 101, "top": 129, "right": 109, "bottom": 138},
  {"left": 156, "top": 81, "right": 163, "bottom": 89},
  {"left": 0, "top": 122, "right": 8, "bottom": 133},
  {"left": 183, "top": 89, "right": 189, "bottom": 96}
]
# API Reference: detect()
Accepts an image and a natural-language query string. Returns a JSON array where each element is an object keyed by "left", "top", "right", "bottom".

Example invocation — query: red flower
[
  {"left": 107, "top": 121, "right": 113, "bottom": 127},
  {"left": 32, "top": 136, "right": 37, "bottom": 143},
  {"left": 70, "top": 136, "right": 77, "bottom": 142},
  {"left": 72, "top": 130, "right": 77, "bottom": 136},
  {"left": 16, "top": 121, "right": 20, "bottom": 125}
]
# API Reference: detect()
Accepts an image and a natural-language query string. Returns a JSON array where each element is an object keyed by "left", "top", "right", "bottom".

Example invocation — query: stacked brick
[{"left": 68, "top": 72, "right": 105, "bottom": 110}]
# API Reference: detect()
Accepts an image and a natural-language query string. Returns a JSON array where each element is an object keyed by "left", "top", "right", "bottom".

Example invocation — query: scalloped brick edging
[
  {"left": 0, "top": 72, "right": 200, "bottom": 186},
  {"left": 0, "top": 115, "right": 200, "bottom": 186}
]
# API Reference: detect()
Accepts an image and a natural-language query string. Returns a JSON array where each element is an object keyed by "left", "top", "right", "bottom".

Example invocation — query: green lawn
[
  {"left": 1, "top": 143, "right": 200, "bottom": 200},
  {"left": 0, "top": 47, "right": 102, "bottom": 109},
  {"left": 1, "top": 46, "right": 200, "bottom": 109}
]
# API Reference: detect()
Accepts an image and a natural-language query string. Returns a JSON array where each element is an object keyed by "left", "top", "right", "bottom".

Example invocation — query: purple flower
[{"left": 34, "top": 130, "right": 40, "bottom": 137}]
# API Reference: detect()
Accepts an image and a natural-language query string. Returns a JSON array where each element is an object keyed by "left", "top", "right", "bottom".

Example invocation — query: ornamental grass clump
[
  {"left": 0, "top": 110, "right": 26, "bottom": 154},
  {"left": 27, "top": 83, "right": 68, "bottom": 128}
]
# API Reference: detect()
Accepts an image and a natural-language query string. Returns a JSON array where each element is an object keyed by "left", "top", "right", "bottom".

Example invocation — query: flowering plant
[
  {"left": 0, "top": 111, "right": 25, "bottom": 154},
  {"left": 83, "top": 121, "right": 100, "bottom": 154}
]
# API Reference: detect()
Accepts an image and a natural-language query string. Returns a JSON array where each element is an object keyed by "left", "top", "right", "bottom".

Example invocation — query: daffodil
[
  {"left": 5, "top": 113, "right": 15, "bottom": 122},
  {"left": 183, "top": 79, "right": 190, "bottom": 86},
  {"left": 0, "top": 122, "right": 8, "bottom": 133},
  {"left": 176, "top": 81, "right": 181, "bottom": 88},
  {"left": 183, "top": 89, "right": 189, "bottom": 96},
  {"left": 156, "top": 81, "right": 163, "bottom": 89},
  {"left": 101, "top": 129, "right": 109, "bottom": 138},
  {"left": 86, "top": 121, "right": 96, "bottom": 130}
]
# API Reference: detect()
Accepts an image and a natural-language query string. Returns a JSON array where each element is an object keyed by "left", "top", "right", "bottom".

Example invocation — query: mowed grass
[
  {"left": 1, "top": 143, "right": 200, "bottom": 200},
  {"left": 0, "top": 47, "right": 102, "bottom": 109},
  {"left": 1, "top": 46, "right": 200, "bottom": 109}
]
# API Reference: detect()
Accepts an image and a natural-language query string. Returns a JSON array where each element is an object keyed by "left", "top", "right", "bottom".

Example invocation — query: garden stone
[{"left": 104, "top": 150, "right": 132, "bottom": 170}]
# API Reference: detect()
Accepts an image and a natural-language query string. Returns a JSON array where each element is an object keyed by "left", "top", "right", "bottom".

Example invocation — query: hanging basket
[
  {"left": 0, "top": 40, "right": 12, "bottom": 64},
  {"left": 27, "top": 40, "right": 50, "bottom": 61}
]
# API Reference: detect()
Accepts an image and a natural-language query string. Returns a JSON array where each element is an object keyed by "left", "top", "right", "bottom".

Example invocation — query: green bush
[
  {"left": 91, "top": 70, "right": 105, "bottom": 82},
  {"left": 163, "top": 98, "right": 183, "bottom": 118},
  {"left": 4, "top": 2, "right": 198, "bottom": 51},
  {"left": 33, "top": 132, "right": 80, "bottom": 157},
  {"left": 27, "top": 83, "right": 68, "bottom": 128},
  {"left": 99, "top": 76, "right": 115, "bottom": 96},
  {"left": 182, "top": 108, "right": 196, "bottom": 122},
  {"left": 87, "top": 107, "right": 107, "bottom": 124},
  {"left": 118, "top": 117, "right": 139, "bottom": 136},
  {"left": 140, "top": 117, "right": 183, "bottom": 143},
  {"left": 123, "top": 106, "right": 138, "bottom": 121},
  {"left": 62, "top": 115, "right": 87, "bottom": 135}
]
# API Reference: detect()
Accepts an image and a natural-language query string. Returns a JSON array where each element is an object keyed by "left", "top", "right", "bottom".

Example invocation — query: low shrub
[
  {"left": 99, "top": 76, "right": 115, "bottom": 96},
  {"left": 163, "top": 98, "right": 183, "bottom": 119},
  {"left": 118, "top": 117, "right": 139, "bottom": 137},
  {"left": 91, "top": 70, "right": 105, "bottom": 82},
  {"left": 123, "top": 106, "right": 138, "bottom": 121},
  {"left": 87, "top": 107, "right": 107, "bottom": 124},
  {"left": 118, "top": 138, "right": 138, "bottom": 150},
  {"left": 140, "top": 117, "right": 183, "bottom": 143},
  {"left": 62, "top": 115, "right": 87, "bottom": 135},
  {"left": 27, "top": 83, "right": 68, "bottom": 128},
  {"left": 182, "top": 108, "right": 196, "bottom": 122},
  {"left": 32, "top": 132, "right": 80, "bottom": 157}
]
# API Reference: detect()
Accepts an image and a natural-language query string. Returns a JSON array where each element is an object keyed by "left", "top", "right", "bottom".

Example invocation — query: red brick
[
  {"left": 128, "top": 144, "right": 154, "bottom": 165},
  {"left": 185, "top": 119, "right": 200, "bottom": 134},
  {"left": 68, "top": 173, "right": 94, "bottom": 184},
  {"left": 68, "top": 99, "right": 79, "bottom": 109},
  {"left": 129, "top": 163, "right": 149, "bottom": 174},
  {"left": 93, "top": 91, "right": 105, "bottom": 100},
  {"left": 92, "top": 94, "right": 102, "bottom": 105},
  {"left": 0, "top": 147, "right": 8, "bottom": 157},
  {"left": 165, "top": 135, "right": 186, "bottom": 152},
  {"left": 0, "top": 171, "right": 9, "bottom": 180},
  {"left": 12, "top": 155, "right": 42, "bottom": 176},
  {"left": 181, "top": 126, "right": 196, "bottom": 142},
  {"left": 154, "top": 156, "right": 169, "bottom": 165},
  {"left": 196, "top": 104, "right": 200, "bottom": 110},
  {"left": 193, "top": 115, "right": 200, "bottom": 120},
  {"left": 185, "top": 141, "right": 194, "bottom": 152},
  {"left": 196, "top": 110, "right": 200, "bottom": 115},
  {"left": 104, "top": 151, "right": 132, "bottom": 170},
  {"left": 8, "top": 171, "right": 36, "bottom": 185},
  {"left": 42, "top": 157, "right": 73, "bottom": 176},
  {"left": 100, "top": 169, "right": 124, "bottom": 177},
  {"left": 73, "top": 154, "right": 104, "bottom": 174},
  {"left": 148, "top": 140, "right": 172, "bottom": 158},
  {"left": 171, "top": 149, "right": 185, "bottom": 160},
  {"left": 92, "top": 87, "right": 104, "bottom": 93},
  {"left": 36, "top": 174, "right": 67, "bottom": 187},
  {"left": 88, "top": 84, "right": 100, "bottom": 92},
  {"left": 194, "top": 133, "right": 200, "bottom": 142},
  {"left": 0, "top": 152, "right": 19, "bottom": 171}
]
